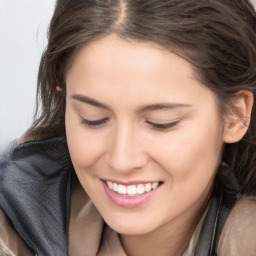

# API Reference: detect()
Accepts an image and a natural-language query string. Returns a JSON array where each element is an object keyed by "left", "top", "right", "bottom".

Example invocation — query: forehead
[
  {"left": 66, "top": 34, "right": 195, "bottom": 78},
  {"left": 65, "top": 34, "right": 215, "bottom": 108}
]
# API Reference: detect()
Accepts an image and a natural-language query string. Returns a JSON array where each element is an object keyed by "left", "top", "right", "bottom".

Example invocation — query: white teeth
[
  {"left": 106, "top": 181, "right": 113, "bottom": 190},
  {"left": 118, "top": 184, "right": 127, "bottom": 195},
  {"left": 127, "top": 185, "right": 137, "bottom": 195},
  {"left": 137, "top": 184, "right": 145, "bottom": 194},
  {"left": 152, "top": 182, "right": 158, "bottom": 189},
  {"left": 145, "top": 183, "right": 152, "bottom": 192},
  {"left": 106, "top": 181, "right": 160, "bottom": 196},
  {"left": 113, "top": 183, "right": 118, "bottom": 192}
]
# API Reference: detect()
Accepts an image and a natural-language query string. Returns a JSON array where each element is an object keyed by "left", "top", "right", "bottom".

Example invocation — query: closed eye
[
  {"left": 80, "top": 116, "right": 179, "bottom": 130},
  {"left": 146, "top": 120, "right": 180, "bottom": 131},
  {"left": 80, "top": 117, "right": 109, "bottom": 128}
]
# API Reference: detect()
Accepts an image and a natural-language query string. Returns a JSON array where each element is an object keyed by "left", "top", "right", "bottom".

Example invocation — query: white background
[
  {"left": 0, "top": 0, "right": 55, "bottom": 151},
  {"left": 0, "top": 0, "right": 256, "bottom": 151}
]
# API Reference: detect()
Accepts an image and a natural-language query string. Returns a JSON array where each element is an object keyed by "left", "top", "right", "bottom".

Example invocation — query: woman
[{"left": 1, "top": 0, "right": 256, "bottom": 255}]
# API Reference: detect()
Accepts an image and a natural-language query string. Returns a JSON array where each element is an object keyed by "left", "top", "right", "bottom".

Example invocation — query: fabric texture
[
  {"left": 218, "top": 196, "right": 256, "bottom": 256},
  {"left": 0, "top": 137, "right": 72, "bottom": 255},
  {"left": 0, "top": 209, "right": 32, "bottom": 255}
]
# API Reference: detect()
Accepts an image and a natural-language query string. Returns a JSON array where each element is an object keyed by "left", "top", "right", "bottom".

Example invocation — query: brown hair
[{"left": 24, "top": 0, "right": 256, "bottom": 196}]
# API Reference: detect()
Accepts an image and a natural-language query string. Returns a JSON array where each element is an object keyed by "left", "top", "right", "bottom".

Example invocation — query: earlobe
[
  {"left": 56, "top": 86, "right": 62, "bottom": 92},
  {"left": 223, "top": 90, "right": 254, "bottom": 144}
]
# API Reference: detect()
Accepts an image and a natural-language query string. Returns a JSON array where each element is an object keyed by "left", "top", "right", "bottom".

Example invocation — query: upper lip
[{"left": 101, "top": 179, "right": 162, "bottom": 186}]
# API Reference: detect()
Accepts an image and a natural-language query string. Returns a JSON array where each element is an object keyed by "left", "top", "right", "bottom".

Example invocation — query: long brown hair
[{"left": 24, "top": 0, "right": 256, "bottom": 196}]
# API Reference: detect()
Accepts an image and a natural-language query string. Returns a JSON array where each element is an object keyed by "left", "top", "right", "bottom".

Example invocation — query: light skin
[{"left": 64, "top": 34, "right": 252, "bottom": 256}]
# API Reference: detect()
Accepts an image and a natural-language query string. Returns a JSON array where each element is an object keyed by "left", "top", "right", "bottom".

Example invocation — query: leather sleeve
[{"left": 0, "top": 137, "right": 71, "bottom": 255}]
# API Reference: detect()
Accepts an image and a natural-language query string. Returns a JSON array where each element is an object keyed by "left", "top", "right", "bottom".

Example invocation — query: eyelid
[
  {"left": 146, "top": 120, "right": 180, "bottom": 130},
  {"left": 79, "top": 114, "right": 180, "bottom": 131},
  {"left": 80, "top": 116, "right": 109, "bottom": 128}
]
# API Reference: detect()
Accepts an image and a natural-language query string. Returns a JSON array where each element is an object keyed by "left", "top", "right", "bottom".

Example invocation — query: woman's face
[{"left": 65, "top": 34, "right": 225, "bottom": 235}]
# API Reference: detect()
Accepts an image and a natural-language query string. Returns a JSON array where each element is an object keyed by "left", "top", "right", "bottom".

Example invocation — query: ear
[
  {"left": 223, "top": 90, "right": 254, "bottom": 143},
  {"left": 56, "top": 86, "right": 62, "bottom": 92}
]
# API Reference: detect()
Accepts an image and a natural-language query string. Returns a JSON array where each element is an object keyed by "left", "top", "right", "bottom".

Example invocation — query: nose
[{"left": 105, "top": 123, "right": 148, "bottom": 174}]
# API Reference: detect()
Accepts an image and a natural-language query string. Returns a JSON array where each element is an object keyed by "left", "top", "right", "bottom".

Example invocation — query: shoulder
[
  {"left": 218, "top": 196, "right": 256, "bottom": 256},
  {"left": 0, "top": 136, "right": 71, "bottom": 219},
  {"left": 0, "top": 136, "right": 69, "bottom": 163},
  {"left": 0, "top": 136, "right": 70, "bottom": 188},
  {"left": 0, "top": 137, "right": 69, "bottom": 175},
  {"left": 0, "top": 137, "right": 72, "bottom": 255},
  {"left": 0, "top": 208, "right": 32, "bottom": 255}
]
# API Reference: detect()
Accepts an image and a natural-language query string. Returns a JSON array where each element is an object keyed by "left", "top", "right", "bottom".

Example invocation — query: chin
[{"left": 103, "top": 212, "right": 160, "bottom": 236}]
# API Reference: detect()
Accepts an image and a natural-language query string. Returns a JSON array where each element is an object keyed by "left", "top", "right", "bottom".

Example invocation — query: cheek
[
  {"left": 150, "top": 116, "right": 223, "bottom": 189},
  {"left": 149, "top": 123, "right": 223, "bottom": 216},
  {"left": 65, "top": 108, "right": 105, "bottom": 173}
]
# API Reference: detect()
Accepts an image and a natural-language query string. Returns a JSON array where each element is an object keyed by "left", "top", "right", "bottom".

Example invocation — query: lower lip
[{"left": 102, "top": 181, "right": 161, "bottom": 208}]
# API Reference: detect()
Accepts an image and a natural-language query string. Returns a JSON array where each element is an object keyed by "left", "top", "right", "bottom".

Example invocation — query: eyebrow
[
  {"left": 71, "top": 94, "right": 192, "bottom": 112},
  {"left": 71, "top": 94, "right": 110, "bottom": 110},
  {"left": 138, "top": 103, "right": 192, "bottom": 113}
]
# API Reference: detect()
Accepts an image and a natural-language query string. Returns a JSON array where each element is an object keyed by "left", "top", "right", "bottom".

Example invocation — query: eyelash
[
  {"left": 80, "top": 117, "right": 109, "bottom": 128},
  {"left": 145, "top": 120, "right": 179, "bottom": 131},
  {"left": 80, "top": 117, "right": 179, "bottom": 131}
]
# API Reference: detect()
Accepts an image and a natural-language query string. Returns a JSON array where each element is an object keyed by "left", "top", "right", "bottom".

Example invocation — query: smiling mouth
[{"left": 104, "top": 180, "right": 163, "bottom": 196}]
